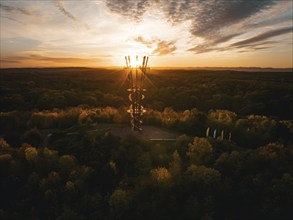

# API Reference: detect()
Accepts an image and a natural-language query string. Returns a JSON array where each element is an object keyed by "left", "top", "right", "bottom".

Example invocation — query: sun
[
  {"left": 126, "top": 53, "right": 146, "bottom": 67},
  {"left": 129, "top": 54, "right": 138, "bottom": 67}
]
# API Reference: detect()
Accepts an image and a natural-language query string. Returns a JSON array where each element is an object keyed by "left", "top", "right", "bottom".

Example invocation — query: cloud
[
  {"left": 0, "top": 59, "right": 21, "bottom": 64},
  {"left": 104, "top": 0, "right": 277, "bottom": 36},
  {"left": 0, "top": 16, "right": 26, "bottom": 25},
  {"left": 0, "top": 3, "right": 34, "bottom": 16},
  {"left": 213, "top": 33, "right": 243, "bottom": 45},
  {"left": 188, "top": 32, "right": 243, "bottom": 53},
  {"left": 1, "top": 54, "right": 100, "bottom": 64},
  {"left": 188, "top": 45, "right": 217, "bottom": 54},
  {"left": 134, "top": 36, "right": 177, "bottom": 55},
  {"left": 152, "top": 40, "right": 177, "bottom": 56},
  {"left": 55, "top": 0, "right": 90, "bottom": 30},
  {"left": 55, "top": 0, "right": 77, "bottom": 22},
  {"left": 231, "top": 27, "right": 292, "bottom": 48},
  {"left": 164, "top": 0, "right": 278, "bottom": 51},
  {"left": 188, "top": 39, "right": 280, "bottom": 54},
  {"left": 246, "top": 11, "right": 292, "bottom": 29},
  {"left": 134, "top": 36, "right": 153, "bottom": 48},
  {"left": 104, "top": 0, "right": 292, "bottom": 53},
  {"left": 0, "top": 2, "right": 37, "bottom": 26},
  {"left": 106, "top": 0, "right": 150, "bottom": 22},
  {"left": 188, "top": 0, "right": 276, "bottom": 37},
  {"left": 28, "top": 54, "right": 99, "bottom": 63},
  {"left": 188, "top": 33, "right": 244, "bottom": 54},
  {"left": 190, "top": 25, "right": 292, "bottom": 53}
]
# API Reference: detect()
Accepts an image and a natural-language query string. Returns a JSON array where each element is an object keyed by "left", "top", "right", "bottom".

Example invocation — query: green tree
[
  {"left": 56, "top": 208, "right": 82, "bottom": 220},
  {"left": 58, "top": 155, "right": 75, "bottom": 174},
  {"left": 175, "top": 134, "right": 192, "bottom": 160},
  {"left": 0, "top": 138, "right": 10, "bottom": 150},
  {"left": 22, "top": 128, "right": 43, "bottom": 147},
  {"left": 169, "top": 150, "right": 182, "bottom": 178},
  {"left": 150, "top": 167, "right": 171, "bottom": 184},
  {"left": 208, "top": 109, "right": 237, "bottom": 125},
  {"left": 25, "top": 146, "right": 38, "bottom": 162},
  {"left": 187, "top": 137, "right": 213, "bottom": 165},
  {"left": 186, "top": 164, "right": 221, "bottom": 185},
  {"left": 109, "top": 189, "right": 130, "bottom": 219},
  {"left": 135, "top": 152, "right": 152, "bottom": 175},
  {"left": 161, "top": 107, "right": 179, "bottom": 127}
]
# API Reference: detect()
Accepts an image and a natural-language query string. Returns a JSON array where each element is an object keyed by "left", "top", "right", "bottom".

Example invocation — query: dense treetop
[{"left": 0, "top": 68, "right": 292, "bottom": 219}]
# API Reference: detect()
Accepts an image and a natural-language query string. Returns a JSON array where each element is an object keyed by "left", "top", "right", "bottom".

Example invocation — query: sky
[{"left": 0, "top": 0, "right": 292, "bottom": 68}]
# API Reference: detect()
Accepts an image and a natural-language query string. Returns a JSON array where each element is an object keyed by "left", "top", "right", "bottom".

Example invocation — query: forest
[{"left": 0, "top": 68, "right": 293, "bottom": 219}]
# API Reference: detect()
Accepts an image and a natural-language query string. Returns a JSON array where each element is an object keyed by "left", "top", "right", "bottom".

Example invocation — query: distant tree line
[{"left": 1, "top": 68, "right": 292, "bottom": 119}]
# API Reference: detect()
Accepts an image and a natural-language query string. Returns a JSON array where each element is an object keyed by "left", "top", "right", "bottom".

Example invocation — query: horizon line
[{"left": 1, "top": 66, "right": 292, "bottom": 71}]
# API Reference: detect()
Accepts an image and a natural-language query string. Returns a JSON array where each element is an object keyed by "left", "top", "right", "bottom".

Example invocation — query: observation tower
[{"left": 124, "top": 55, "right": 149, "bottom": 131}]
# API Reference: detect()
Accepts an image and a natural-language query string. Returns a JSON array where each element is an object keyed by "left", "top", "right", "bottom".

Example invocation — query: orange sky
[{"left": 1, "top": 0, "right": 292, "bottom": 68}]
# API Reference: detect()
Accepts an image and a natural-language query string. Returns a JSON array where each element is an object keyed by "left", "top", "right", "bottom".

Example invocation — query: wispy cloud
[
  {"left": 106, "top": 0, "right": 150, "bottom": 22},
  {"left": 152, "top": 40, "right": 176, "bottom": 56},
  {"left": 246, "top": 12, "right": 292, "bottom": 29},
  {"left": 134, "top": 36, "right": 177, "bottom": 55},
  {"left": 0, "top": 3, "right": 34, "bottom": 16},
  {"left": 188, "top": 33, "right": 244, "bottom": 53},
  {"left": 186, "top": 0, "right": 276, "bottom": 37},
  {"left": 231, "top": 27, "right": 292, "bottom": 48},
  {"left": 0, "top": 59, "right": 21, "bottom": 64},
  {"left": 188, "top": 45, "right": 217, "bottom": 54},
  {"left": 104, "top": 0, "right": 277, "bottom": 34},
  {"left": 0, "top": 2, "right": 37, "bottom": 26},
  {"left": 0, "top": 16, "right": 26, "bottom": 25},
  {"left": 1, "top": 54, "right": 101, "bottom": 64},
  {"left": 213, "top": 33, "right": 243, "bottom": 45},
  {"left": 29, "top": 54, "right": 98, "bottom": 63},
  {"left": 134, "top": 36, "right": 153, "bottom": 48},
  {"left": 55, "top": 0, "right": 77, "bottom": 22},
  {"left": 55, "top": 0, "right": 90, "bottom": 30},
  {"left": 104, "top": 0, "right": 292, "bottom": 53}
]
